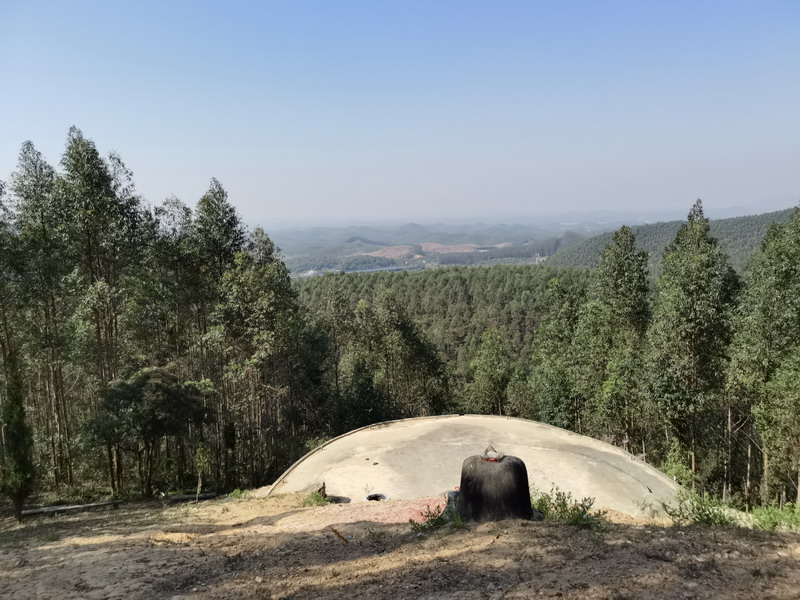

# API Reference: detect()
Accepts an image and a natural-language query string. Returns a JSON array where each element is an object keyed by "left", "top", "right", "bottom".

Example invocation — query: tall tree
[
  {"left": 0, "top": 347, "right": 35, "bottom": 521},
  {"left": 192, "top": 178, "right": 245, "bottom": 325},
  {"left": 10, "top": 141, "right": 75, "bottom": 486},
  {"left": 727, "top": 208, "right": 800, "bottom": 501},
  {"left": 60, "top": 126, "right": 144, "bottom": 385},
  {"left": 571, "top": 226, "right": 651, "bottom": 452},
  {"left": 527, "top": 277, "right": 584, "bottom": 429},
  {"left": 211, "top": 228, "right": 323, "bottom": 486},
  {"left": 0, "top": 186, "right": 35, "bottom": 520},
  {"left": 466, "top": 327, "right": 513, "bottom": 415},
  {"left": 757, "top": 349, "right": 800, "bottom": 504},
  {"left": 647, "top": 200, "right": 739, "bottom": 482},
  {"left": 341, "top": 290, "right": 450, "bottom": 425},
  {"left": 88, "top": 368, "right": 207, "bottom": 497}
]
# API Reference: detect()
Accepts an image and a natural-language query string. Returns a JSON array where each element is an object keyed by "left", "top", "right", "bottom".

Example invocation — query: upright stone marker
[{"left": 457, "top": 445, "right": 533, "bottom": 522}]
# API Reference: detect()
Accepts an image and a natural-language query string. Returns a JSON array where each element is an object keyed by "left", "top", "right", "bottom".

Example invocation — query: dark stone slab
[{"left": 457, "top": 454, "right": 533, "bottom": 522}]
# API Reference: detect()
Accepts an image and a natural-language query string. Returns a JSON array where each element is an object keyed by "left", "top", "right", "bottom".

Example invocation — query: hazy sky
[{"left": 1, "top": 1, "right": 798, "bottom": 227}]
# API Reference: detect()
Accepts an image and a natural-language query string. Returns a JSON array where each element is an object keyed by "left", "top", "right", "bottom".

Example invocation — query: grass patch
[
  {"left": 409, "top": 504, "right": 464, "bottom": 534},
  {"left": 662, "top": 490, "right": 733, "bottom": 527},
  {"left": 302, "top": 491, "right": 331, "bottom": 507},
  {"left": 531, "top": 486, "right": 605, "bottom": 530},
  {"left": 226, "top": 488, "right": 247, "bottom": 499},
  {"left": 752, "top": 502, "right": 800, "bottom": 531}
]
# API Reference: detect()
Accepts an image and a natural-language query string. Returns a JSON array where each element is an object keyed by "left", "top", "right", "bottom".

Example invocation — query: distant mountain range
[
  {"left": 547, "top": 208, "right": 797, "bottom": 274},
  {"left": 271, "top": 222, "right": 587, "bottom": 275},
  {"left": 268, "top": 204, "right": 798, "bottom": 276}
]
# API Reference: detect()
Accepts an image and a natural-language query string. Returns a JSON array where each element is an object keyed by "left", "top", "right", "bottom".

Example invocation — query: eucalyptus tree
[
  {"left": 59, "top": 126, "right": 145, "bottom": 385},
  {"left": 313, "top": 273, "right": 353, "bottom": 425},
  {"left": 9, "top": 142, "right": 75, "bottom": 485},
  {"left": 0, "top": 186, "right": 35, "bottom": 520},
  {"left": 88, "top": 367, "right": 207, "bottom": 497},
  {"left": 571, "top": 226, "right": 650, "bottom": 452},
  {"left": 191, "top": 178, "right": 245, "bottom": 333},
  {"left": 528, "top": 277, "right": 584, "bottom": 429},
  {"left": 466, "top": 327, "right": 514, "bottom": 415},
  {"left": 211, "top": 228, "right": 323, "bottom": 485},
  {"left": 758, "top": 350, "right": 800, "bottom": 503},
  {"left": 647, "top": 200, "right": 739, "bottom": 483},
  {"left": 727, "top": 208, "right": 800, "bottom": 501},
  {"left": 340, "top": 290, "right": 450, "bottom": 426}
]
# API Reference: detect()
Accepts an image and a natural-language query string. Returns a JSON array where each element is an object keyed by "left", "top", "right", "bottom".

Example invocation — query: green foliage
[
  {"left": 726, "top": 209, "right": 800, "bottom": 502},
  {"left": 549, "top": 207, "right": 795, "bottom": 275},
  {"left": 409, "top": 503, "right": 462, "bottom": 533},
  {"left": 227, "top": 488, "right": 247, "bottom": 499},
  {"left": 752, "top": 503, "right": 800, "bottom": 531},
  {"left": 86, "top": 368, "right": 208, "bottom": 497},
  {"left": 336, "top": 289, "right": 451, "bottom": 429},
  {"left": 662, "top": 439, "right": 694, "bottom": 487},
  {"left": 647, "top": 201, "right": 739, "bottom": 474},
  {"left": 570, "top": 226, "right": 650, "bottom": 447},
  {"left": 0, "top": 350, "right": 36, "bottom": 521},
  {"left": 302, "top": 491, "right": 331, "bottom": 506},
  {"left": 465, "top": 328, "right": 513, "bottom": 415},
  {"left": 4, "top": 128, "right": 800, "bottom": 513},
  {"left": 528, "top": 278, "right": 585, "bottom": 429},
  {"left": 531, "top": 486, "right": 604, "bottom": 529},
  {"left": 662, "top": 490, "right": 734, "bottom": 526}
]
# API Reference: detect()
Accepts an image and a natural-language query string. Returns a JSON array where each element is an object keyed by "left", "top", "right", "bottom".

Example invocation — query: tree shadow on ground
[{"left": 3, "top": 501, "right": 800, "bottom": 600}]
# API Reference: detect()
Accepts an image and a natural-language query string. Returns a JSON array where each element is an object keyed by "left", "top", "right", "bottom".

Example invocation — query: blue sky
[{"left": 1, "top": 1, "right": 798, "bottom": 226}]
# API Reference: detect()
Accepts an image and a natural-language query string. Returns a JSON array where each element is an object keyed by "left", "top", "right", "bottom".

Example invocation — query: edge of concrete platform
[{"left": 267, "top": 414, "right": 677, "bottom": 498}]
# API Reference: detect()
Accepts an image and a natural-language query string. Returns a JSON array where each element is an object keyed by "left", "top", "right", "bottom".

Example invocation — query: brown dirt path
[{"left": 1, "top": 493, "right": 799, "bottom": 600}]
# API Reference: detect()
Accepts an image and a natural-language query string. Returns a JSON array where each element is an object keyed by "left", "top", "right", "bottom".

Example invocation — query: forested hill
[
  {"left": 547, "top": 207, "right": 796, "bottom": 273},
  {"left": 295, "top": 265, "right": 591, "bottom": 378}
]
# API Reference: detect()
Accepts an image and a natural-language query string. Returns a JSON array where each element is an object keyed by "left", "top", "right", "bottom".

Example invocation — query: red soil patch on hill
[{"left": 367, "top": 245, "right": 415, "bottom": 259}]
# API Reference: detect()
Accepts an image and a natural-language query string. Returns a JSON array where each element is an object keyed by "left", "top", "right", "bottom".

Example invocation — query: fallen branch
[{"left": 21, "top": 500, "right": 121, "bottom": 518}]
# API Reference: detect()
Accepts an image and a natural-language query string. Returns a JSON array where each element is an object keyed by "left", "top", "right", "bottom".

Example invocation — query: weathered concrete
[{"left": 268, "top": 414, "right": 680, "bottom": 516}]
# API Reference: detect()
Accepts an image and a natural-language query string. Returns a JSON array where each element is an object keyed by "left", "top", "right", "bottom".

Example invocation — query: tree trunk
[
  {"left": 746, "top": 441, "right": 752, "bottom": 510},
  {"left": 690, "top": 426, "right": 697, "bottom": 491},
  {"left": 115, "top": 444, "right": 124, "bottom": 494},
  {"left": 106, "top": 442, "right": 117, "bottom": 495},
  {"left": 724, "top": 405, "right": 732, "bottom": 502}
]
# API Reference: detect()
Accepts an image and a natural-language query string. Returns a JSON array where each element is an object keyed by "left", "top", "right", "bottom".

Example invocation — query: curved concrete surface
[{"left": 269, "top": 415, "right": 680, "bottom": 516}]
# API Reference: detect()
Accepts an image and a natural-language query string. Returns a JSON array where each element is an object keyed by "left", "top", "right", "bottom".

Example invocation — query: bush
[
  {"left": 752, "top": 502, "right": 800, "bottom": 531},
  {"left": 409, "top": 504, "right": 463, "bottom": 533},
  {"left": 662, "top": 490, "right": 733, "bottom": 526},
  {"left": 302, "top": 491, "right": 330, "bottom": 506},
  {"left": 661, "top": 440, "right": 693, "bottom": 487},
  {"left": 531, "top": 486, "right": 605, "bottom": 530},
  {"left": 227, "top": 488, "right": 247, "bottom": 499}
]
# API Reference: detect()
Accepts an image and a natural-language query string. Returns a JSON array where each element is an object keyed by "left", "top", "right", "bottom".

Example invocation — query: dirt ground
[{"left": 1, "top": 492, "right": 799, "bottom": 600}]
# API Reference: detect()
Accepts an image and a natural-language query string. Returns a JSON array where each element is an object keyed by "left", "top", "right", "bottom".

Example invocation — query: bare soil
[{"left": 1, "top": 492, "right": 799, "bottom": 600}]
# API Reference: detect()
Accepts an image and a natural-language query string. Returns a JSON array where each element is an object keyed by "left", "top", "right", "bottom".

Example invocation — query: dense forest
[
  {"left": 547, "top": 208, "right": 796, "bottom": 274},
  {"left": 2, "top": 129, "right": 800, "bottom": 521}
]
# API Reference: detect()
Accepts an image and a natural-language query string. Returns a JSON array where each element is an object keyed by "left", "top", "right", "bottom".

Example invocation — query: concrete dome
[{"left": 268, "top": 414, "right": 679, "bottom": 516}]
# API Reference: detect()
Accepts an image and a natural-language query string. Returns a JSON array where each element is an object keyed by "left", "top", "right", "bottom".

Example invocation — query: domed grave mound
[{"left": 268, "top": 415, "right": 679, "bottom": 517}]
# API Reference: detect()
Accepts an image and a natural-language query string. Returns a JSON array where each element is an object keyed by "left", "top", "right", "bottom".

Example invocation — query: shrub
[
  {"left": 661, "top": 439, "right": 693, "bottom": 487},
  {"left": 662, "top": 490, "right": 733, "bottom": 526},
  {"left": 752, "top": 502, "right": 800, "bottom": 531},
  {"left": 302, "top": 491, "right": 330, "bottom": 506},
  {"left": 409, "top": 503, "right": 463, "bottom": 533},
  {"left": 531, "top": 486, "right": 605, "bottom": 530}
]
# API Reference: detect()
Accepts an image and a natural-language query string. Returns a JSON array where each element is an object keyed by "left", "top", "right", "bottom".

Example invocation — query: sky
[{"left": 1, "top": 1, "right": 799, "bottom": 227}]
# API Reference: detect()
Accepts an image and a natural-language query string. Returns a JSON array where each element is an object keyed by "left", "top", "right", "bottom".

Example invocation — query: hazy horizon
[{"left": 2, "top": 1, "right": 799, "bottom": 226}]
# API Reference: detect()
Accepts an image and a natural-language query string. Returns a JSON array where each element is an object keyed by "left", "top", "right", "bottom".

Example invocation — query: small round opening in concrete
[{"left": 366, "top": 493, "right": 386, "bottom": 501}]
